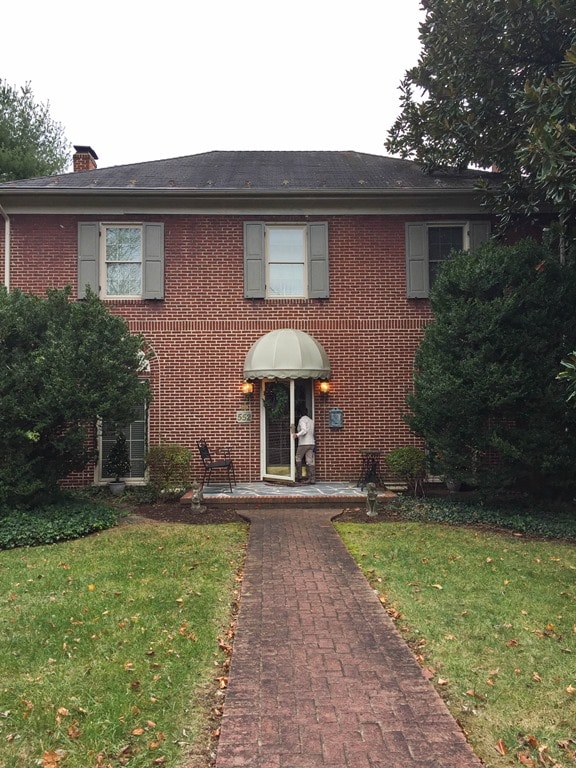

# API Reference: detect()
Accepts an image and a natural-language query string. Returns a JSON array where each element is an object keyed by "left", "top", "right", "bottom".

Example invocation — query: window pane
[
  {"left": 101, "top": 398, "right": 147, "bottom": 480},
  {"left": 107, "top": 263, "right": 142, "bottom": 296},
  {"left": 268, "top": 228, "right": 305, "bottom": 263},
  {"left": 428, "top": 226, "right": 463, "bottom": 261},
  {"left": 106, "top": 227, "right": 142, "bottom": 262},
  {"left": 269, "top": 264, "right": 305, "bottom": 297}
]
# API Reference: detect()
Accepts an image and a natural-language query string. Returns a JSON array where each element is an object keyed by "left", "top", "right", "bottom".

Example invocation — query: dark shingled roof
[{"left": 0, "top": 150, "right": 497, "bottom": 192}]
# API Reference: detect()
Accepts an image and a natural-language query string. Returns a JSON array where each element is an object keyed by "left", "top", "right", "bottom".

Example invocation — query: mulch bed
[{"left": 121, "top": 501, "right": 399, "bottom": 526}]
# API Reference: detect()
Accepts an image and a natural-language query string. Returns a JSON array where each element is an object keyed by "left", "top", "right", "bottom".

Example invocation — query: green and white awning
[{"left": 243, "top": 329, "right": 331, "bottom": 380}]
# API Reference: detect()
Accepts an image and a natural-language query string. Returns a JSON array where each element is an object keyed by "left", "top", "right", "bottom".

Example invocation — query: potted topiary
[{"left": 104, "top": 432, "right": 131, "bottom": 495}]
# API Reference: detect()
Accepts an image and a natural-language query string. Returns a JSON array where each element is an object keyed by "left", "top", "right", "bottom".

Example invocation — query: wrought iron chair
[{"left": 197, "top": 440, "right": 237, "bottom": 492}]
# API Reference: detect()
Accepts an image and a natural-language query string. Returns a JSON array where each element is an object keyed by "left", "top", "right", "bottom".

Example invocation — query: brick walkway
[{"left": 215, "top": 508, "right": 483, "bottom": 768}]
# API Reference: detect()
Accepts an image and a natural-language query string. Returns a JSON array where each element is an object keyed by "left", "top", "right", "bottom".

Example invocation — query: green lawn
[
  {"left": 336, "top": 521, "right": 576, "bottom": 768},
  {"left": 0, "top": 522, "right": 247, "bottom": 768},
  {"left": 2, "top": 508, "right": 574, "bottom": 768}
]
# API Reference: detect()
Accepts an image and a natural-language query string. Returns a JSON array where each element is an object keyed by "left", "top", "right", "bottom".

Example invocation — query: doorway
[{"left": 261, "top": 379, "right": 313, "bottom": 480}]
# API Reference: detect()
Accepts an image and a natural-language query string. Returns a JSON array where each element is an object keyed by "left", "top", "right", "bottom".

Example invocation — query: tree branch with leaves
[
  {"left": 386, "top": 0, "right": 576, "bottom": 242},
  {"left": 0, "top": 79, "right": 71, "bottom": 182}
]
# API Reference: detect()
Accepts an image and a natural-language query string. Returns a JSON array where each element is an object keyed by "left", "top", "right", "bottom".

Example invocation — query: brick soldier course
[{"left": 215, "top": 508, "right": 483, "bottom": 768}]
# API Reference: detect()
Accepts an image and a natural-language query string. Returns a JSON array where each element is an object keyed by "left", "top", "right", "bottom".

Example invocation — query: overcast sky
[{"left": 3, "top": 1, "right": 424, "bottom": 170}]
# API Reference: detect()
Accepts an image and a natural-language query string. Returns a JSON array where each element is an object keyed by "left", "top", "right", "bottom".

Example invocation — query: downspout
[{"left": 0, "top": 203, "right": 10, "bottom": 290}]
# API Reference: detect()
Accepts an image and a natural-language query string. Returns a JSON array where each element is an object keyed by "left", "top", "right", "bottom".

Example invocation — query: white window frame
[
  {"left": 100, "top": 223, "right": 144, "bottom": 299},
  {"left": 407, "top": 219, "right": 493, "bottom": 299},
  {"left": 426, "top": 222, "right": 469, "bottom": 288},
  {"left": 98, "top": 395, "right": 149, "bottom": 485},
  {"left": 265, "top": 224, "right": 308, "bottom": 299}
]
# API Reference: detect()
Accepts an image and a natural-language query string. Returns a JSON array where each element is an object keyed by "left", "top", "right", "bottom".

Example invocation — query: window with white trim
[
  {"left": 100, "top": 397, "right": 148, "bottom": 482},
  {"left": 103, "top": 225, "right": 143, "bottom": 298},
  {"left": 77, "top": 221, "right": 165, "bottom": 300},
  {"left": 267, "top": 225, "right": 307, "bottom": 298},
  {"left": 427, "top": 225, "right": 465, "bottom": 287},
  {"left": 244, "top": 221, "right": 329, "bottom": 299},
  {"left": 406, "top": 221, "right": 490, "bottom": 298}
]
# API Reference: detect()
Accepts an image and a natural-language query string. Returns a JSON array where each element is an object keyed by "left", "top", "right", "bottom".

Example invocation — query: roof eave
[{"left": 0, "top": 185, "right": 489, "bottom": 216}]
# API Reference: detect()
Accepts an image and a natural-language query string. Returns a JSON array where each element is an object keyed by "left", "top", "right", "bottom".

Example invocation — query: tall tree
[
  {"left": 406, "top": 239, "right": 576, "bottom": 496},
  {"left": 386, "top": 0, "right": 576, "bottom": 241},
  {"left": 0, "top": 80, "right": 71, "bottom": 181},
  {"left": 0, "top": 287, "right": 151, "bottom": 505}
]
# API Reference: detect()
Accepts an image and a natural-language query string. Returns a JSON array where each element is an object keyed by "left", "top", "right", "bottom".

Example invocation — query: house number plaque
[{"left": 236, "top": 410, "right": 253, "bottom": 424}]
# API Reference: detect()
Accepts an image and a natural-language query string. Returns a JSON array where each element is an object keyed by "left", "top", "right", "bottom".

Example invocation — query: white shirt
[{"left": 296, "top": 415, "right": 315, "bottom": 445}]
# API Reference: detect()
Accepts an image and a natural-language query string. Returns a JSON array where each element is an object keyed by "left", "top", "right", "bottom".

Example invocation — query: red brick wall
[{"left": 2, "top": 211, "right": 465, "bottom": 484}]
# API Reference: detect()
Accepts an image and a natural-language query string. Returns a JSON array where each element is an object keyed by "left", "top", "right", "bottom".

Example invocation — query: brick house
[{"left": 0, "top": 147, "right": 495, "bottom": 487}]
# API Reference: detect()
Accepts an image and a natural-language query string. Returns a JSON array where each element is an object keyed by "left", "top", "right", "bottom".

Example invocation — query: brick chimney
[{"left": 73, "top": 145, "right": 98, "bottom": 172}]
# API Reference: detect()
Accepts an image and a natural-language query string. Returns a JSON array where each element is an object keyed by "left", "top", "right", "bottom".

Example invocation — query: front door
[{"left": 261, "top": 379, "right": 313, "bottom": 480}]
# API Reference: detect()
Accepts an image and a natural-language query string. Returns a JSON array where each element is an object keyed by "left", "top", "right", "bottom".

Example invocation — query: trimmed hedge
[{"left": 0, "top": 497, "right": 120, "bottom": 550}]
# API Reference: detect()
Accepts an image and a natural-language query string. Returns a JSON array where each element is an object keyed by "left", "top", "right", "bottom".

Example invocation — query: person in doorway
[{"left": 292, "top": 407, "right": 315, "bottom": 484}]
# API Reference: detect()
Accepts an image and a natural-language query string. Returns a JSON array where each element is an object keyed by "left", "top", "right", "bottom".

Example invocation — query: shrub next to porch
[
  {"left": 406, "top": 239, "right": 576, "bottom": 496},
  {"left": 0, "top": 286, "right": 151, "bottom": 506}
]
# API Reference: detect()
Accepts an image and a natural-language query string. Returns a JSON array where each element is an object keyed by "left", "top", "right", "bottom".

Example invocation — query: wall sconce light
[
  {"left": 319, "top": 381, "right": 331, "bottom": 396},
  {"left": 241, "top": 381, "right": 254, "bottom": 396}
]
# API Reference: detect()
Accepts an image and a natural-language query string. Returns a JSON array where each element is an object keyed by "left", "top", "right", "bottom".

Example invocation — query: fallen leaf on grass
[
  {"left": 41, "top": 750, "right": 66, "bottom": 767},
  {"left": 55, "top": 707, "right": 69, "bottom": 724},
  {"left": 558, "top": 738, "right": 576, "bottom": 750},
  {"left": 517, "top": 751, "right": 536, "bottom": 767},
  {"left": 422, "top": 667, "right": 436, "bottom": 680},
  {"left": 532, "top": 672, "right": 542, "bottom": 683},
  {"left": 495, "top": 738, "right": 507, "bottom": 755},
  {"left": 465, "top": 689, "right": 485, "bottom": 700},
  {"left": 149, "top": 740, "right": 162, "bottom": 750}
]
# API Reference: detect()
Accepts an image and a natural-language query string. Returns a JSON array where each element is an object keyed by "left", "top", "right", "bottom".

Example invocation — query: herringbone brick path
[{"left": 215, "top": 508, "right": 483, "bottom": 768}]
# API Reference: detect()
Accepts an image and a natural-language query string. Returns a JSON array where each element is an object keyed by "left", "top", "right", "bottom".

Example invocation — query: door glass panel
[
  {"left": 262, "top": 379, "right": 314, "bottom": 480},
  {"left": 264, "top": 380, "right": 291, "bottom": 476}
]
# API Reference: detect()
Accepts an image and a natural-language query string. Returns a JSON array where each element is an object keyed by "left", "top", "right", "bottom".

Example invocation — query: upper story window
[
  {"left": 406, "top": 221, "right": 490, "bottom": 298},
  {"left": 244, "top": 221, "right": 329, "bottom": 299},
  {"left": 267, "top": 226, "right": 307, "bottom": 298},
  {"left": 427, "top": 225, "right": 465, "bottom": 287},
  {"left": 103, "top": 225, "right": 143, "bottom": 298},
  {"left": 78, "top": 222, "right": 164, "bottom": 300}
]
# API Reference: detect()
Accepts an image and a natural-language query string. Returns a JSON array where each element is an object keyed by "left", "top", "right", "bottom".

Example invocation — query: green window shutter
[
  {"left": 77, "top": 222, "right": 99, "bottom": 298},
  {"left": 143, "top": 223, "right": 164, "bottom": 299},
  {"left": 244, "top": 222, "right": 265, "bottom": 298},
  {"left": 308, "top": 222, "right": 329, "bottom": 299},
  {"left": 469, "top": 221, "right": 491, "bottom": 252},
  {"left": 406, "top": 223, "right": 428, "bottom": 298}
]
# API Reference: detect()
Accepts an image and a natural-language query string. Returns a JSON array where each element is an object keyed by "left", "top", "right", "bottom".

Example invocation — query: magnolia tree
[
  {"left": 406, "top": 240, "right": 576, "bottom": 496},
  {"left": 386, "top": 0, "right": 576, "bottom": 247},
  {"left": 0, "top": 287, "right": 151, "bottom": 505}
]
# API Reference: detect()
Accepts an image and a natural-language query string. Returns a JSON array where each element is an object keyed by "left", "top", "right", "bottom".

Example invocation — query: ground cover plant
[
  {"left": 0, "top": 521, "right": 247, "bottom": 768},
  {"left": 336, "top": 521, "right": 576, "bottom": 768},
  {"left": 0, "top": 495, "right": 121, "bottom": 550}
]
